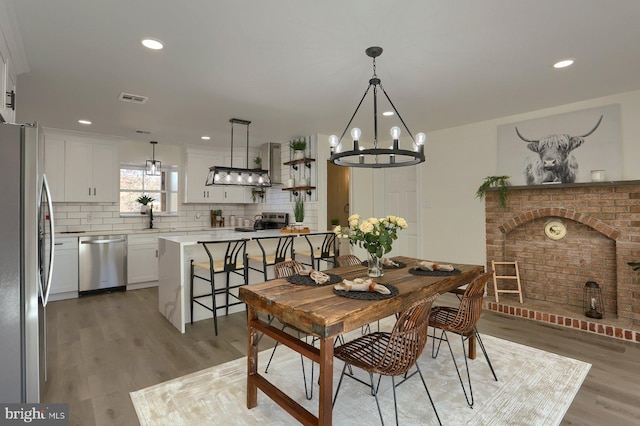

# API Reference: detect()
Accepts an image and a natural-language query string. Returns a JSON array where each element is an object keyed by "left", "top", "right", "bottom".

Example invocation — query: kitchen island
[{"left": 158, "top": 229, "right": 318, "bottom": 333}]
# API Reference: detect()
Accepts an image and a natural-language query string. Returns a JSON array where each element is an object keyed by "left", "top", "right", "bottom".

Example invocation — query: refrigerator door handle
[{"left": 41, "top": 174, "right": 55, "bottom": 307}]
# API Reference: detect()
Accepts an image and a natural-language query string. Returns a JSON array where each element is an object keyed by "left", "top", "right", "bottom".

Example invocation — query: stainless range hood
[{"left": 261, "top": 142, "right": 281, "bottom": 184}]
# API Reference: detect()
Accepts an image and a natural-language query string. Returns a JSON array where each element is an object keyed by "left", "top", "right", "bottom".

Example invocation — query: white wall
[{"left": 416, "top": 89, "right": 640, "bottom": 266}]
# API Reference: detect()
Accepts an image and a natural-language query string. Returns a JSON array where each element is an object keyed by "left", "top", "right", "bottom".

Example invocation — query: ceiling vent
[
  {"left": 135, "top": 129, "right": 151, "bottom": 134},
  {"left": 119, "top": 92, "right": 148, "bottom": 104}
]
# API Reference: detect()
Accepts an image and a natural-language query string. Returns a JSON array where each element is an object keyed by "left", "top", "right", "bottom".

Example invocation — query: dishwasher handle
[{"left": 81, "top": 238, "right": 127, "bottom": 245}]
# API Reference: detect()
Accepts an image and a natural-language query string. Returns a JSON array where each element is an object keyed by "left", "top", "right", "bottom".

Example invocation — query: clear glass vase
[{"left": 367, "top": 252, "right": 384, "bottom": 277}]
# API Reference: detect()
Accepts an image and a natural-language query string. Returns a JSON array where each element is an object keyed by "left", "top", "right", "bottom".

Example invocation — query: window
[{"left": 119, "top": 166, "right": 178, "bottom": 214}]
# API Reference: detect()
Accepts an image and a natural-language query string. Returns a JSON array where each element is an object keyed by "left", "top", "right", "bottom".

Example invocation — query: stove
[{"left": 262, "top": 212, "right": 289, "bottom": 229}]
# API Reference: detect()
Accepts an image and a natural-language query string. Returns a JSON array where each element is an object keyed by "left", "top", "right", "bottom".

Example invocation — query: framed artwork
[{"left": 497, "top": 104, "right": 621, "bottom": 185}]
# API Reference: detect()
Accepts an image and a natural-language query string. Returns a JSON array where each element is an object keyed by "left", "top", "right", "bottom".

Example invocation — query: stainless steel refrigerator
[{"left": 0, "top": 122, "right": 55, "bottom": 403}]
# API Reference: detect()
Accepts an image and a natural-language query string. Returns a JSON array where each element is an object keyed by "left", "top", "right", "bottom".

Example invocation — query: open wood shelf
[{"left": 283, "top": 158, "right": 316, "bottom": 166}]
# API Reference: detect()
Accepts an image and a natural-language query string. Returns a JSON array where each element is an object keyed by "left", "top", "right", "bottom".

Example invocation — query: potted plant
[
  {"left": 330, "top": 218, "right": 339, "bottom": 228},
  {"left": 251, "top": 188, "right": 264, "bottom": 202},
  {"left": 136, "top": 195, "right": 155, "bottom": 214},
  {"left": 476, "top": 175, "right": 511, "bottom": 209},
  {"left": 253, "top": 156, "right": 262, "bottom": 169},
  {"left": 290, "top": 139, "right": 307, "bottom": 160},
  {"left": 628, "top": 262, "right": 640, "bottom": 271},
  {"left": 294, "top": 197, "right": 304, "bottom": 224}
]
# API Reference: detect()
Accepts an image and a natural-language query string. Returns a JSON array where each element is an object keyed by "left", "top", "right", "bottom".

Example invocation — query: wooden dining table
[{"left": 238, "top": 256, "right": 484, "bottom": 426}]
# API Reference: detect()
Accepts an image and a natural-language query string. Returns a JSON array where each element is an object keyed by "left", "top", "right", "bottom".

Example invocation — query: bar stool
[
  {"left": 246, "top": 235, "right": 296, "bottom": 281},
  {"left": 298, "top": 232, "right": 338, "bottom": 270},
  {"left": 190, "top": 238, "right": 248, "bottom": 335}
]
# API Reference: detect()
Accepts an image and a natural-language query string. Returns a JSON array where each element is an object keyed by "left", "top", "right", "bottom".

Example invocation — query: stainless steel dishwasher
[{"left": 79, "top": 234, "right": 127, "bottom": 295}]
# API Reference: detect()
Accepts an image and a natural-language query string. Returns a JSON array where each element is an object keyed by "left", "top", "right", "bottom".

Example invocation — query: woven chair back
[
  {"left": 274, "top": 260, "right": 305, "bottom": 279},
  {"left": 199, "top": 238, "right": 248, "bottom": 272},
  {"left": 336, "top": 254, "right": 362, "bottom": 267},
  {"left": 446, "top": 271, "right": 493, "bottom": 336},
  {"left": 374, "top": 294, "right": 439, "bottom": 376}
]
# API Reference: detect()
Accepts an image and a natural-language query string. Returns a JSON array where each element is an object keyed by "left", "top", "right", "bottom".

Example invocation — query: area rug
[{"left": 131, "top": 325, "right": 590, "bottom": 425}]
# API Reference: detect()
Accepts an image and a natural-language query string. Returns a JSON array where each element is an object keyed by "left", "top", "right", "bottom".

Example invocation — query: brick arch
[{"left": 497, "top": 208, "right": 620, "bottom": 240}]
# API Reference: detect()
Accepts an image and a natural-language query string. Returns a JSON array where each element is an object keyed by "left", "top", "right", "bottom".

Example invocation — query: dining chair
[
  {"left": 337, "top": 254, "right": 362, "bottom": 267},
  {"left": 264, "top": 260, "right": 316, "bottom": 400},
  {"left": 333, "top": 295, "right": 442, "bottom": 426},
  {"left": 428, "top": 271, "right": 497, "bottom": 408},
  {"left": 189, "top": 238, "right": 248, "bottom": 336},
  {"left": 297, "top": 232, "right": 338, "bottom": 270}
]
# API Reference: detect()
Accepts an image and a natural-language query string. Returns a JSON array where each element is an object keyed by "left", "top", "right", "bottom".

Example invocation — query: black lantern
[{"left": 583, "top": 281, "right": 604, "bottom": 319}]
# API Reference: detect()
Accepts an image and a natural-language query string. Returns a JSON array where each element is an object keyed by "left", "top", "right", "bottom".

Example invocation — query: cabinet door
[
  {"left": 64, "top": 140, "right": 93, "bottom": 201},
  {"left": 127, "top": 243, "right": 159, "bottom": 283},
  {"left": 50, "top": 239, "right": 79, "bottom": 294},
  {"left": 44, "top": 134, "right": 66, "bottom": 201},
  {"left": 91, "top": 143, "right": 118, "bottom": 202},
  {"left": 223, "top": 187, "right": 246, "bottom": 203},
  {"left": 185, "top": 152, "right": 216, "bottom": 203}
]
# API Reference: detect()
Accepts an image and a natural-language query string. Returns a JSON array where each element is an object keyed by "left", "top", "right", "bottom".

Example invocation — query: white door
[{"left": 384, "top": 166, "right": 418, "bottom": 257}]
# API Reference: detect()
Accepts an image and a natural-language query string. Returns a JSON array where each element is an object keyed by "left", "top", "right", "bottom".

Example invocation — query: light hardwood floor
[{"left": 43, "top": 288, "right": 640, "bottom": 426}]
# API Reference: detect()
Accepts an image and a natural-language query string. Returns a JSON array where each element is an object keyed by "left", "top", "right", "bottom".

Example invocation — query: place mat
[
  {"left": 286, "top": 273, "right": 342, "bottom": 286},
  {"left": 332, "top": 283, "right": 398, "bottom": 300},
  {"left": 361, "top": 259, "right": 406, "bottom": 269},
  {"left": 408, "top": 268, "right": 461, "bottom": 276}
]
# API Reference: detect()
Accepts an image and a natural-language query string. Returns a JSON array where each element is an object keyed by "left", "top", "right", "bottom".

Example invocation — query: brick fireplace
[{"left": 484, "top": 181, "right": 640, "bottom": 342}]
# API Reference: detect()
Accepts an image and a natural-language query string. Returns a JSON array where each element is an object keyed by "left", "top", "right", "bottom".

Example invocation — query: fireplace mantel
[{"left": 486, "top": 179, "right": 640, "bottom": 192}]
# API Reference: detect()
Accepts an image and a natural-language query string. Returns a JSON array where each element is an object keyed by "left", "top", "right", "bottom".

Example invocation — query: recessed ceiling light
[
  {"left": 201, "top": 136, "right": 211, "bottom": 140},
  {"left": 141, "top": 38, "right": 164, "bottom": 50},
  {"left": 382, "top": 111, "right": 394, "bottom": 116},
  {"left": 78, "top": 119, "right": 92, "bottom": 125},
  {"left": 553, "top": 59, "right": 574, "bottom": 69}
]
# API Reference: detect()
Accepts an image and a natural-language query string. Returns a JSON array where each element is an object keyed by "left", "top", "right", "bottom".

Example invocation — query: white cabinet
[
  {"left": 49, "top": 237, "right": 78, "bottom": 299},
  {"left": 64, "top": 138, "right": 119, "bottom": 202},
  {"left": 43, "top": 133, "right": 66, "bottom": 201},
  {"left": 184, "top": 151, "right": 217, "bottom": 203},
  {"left": 0, "top": 39, "right": 17, "bottom": 123},
  {"left": 127, "top": 234, "right": 159, "bottom": 284}
]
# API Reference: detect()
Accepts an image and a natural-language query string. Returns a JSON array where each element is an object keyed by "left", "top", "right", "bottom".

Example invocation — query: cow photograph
[{"left": 497, "top": 105, "right": 621, "bottom": 186}]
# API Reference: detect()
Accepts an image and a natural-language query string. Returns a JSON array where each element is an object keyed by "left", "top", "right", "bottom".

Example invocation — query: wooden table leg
[
  {"left": 468, "top": 334, "right": 476, "bottom": 360},
  {"left": 318, "top": 336, "right": 335, "bottom": 426},
  {"left": 247, "top": 305, "right": 258, "bottom": 408}
]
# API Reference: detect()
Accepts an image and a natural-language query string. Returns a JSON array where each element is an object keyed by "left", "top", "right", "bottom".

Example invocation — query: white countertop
[
  {"left": 160, "top": 229, "right": 317, "bottom": 245},
  {"left": 54, "top": 226, "right": 239, "bottom": 238}
]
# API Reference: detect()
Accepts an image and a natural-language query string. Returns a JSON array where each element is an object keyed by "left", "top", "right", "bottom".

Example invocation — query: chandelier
[
  {"left": 145, "top": 141, "right": 161, "bottom": 175},
  {"left": 205, "top": 118, "right": 272, "bottom": 187},
  {"left": 329, "top": 47, "right": 426, "bottom": 168}
]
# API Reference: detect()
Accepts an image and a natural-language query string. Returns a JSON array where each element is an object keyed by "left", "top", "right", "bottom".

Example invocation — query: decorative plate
[
  {"left": 332, "top": 283, "right": 398, "bottom": 300},
  {"left": 286, "top": 273, "right": 342, "bottom": 286},
  {"left": 408, "top": 268, "right": 461, "bottom": 276},
  {"left": 544, "top": 220, "right": 567, "bottom": 240}
]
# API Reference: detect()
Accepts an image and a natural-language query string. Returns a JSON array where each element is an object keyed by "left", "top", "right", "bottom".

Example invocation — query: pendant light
[
  {"left": 146, "top": 141, "right": 161, "bottom": 175},
  {"left": 205, "top": 118, "right": 272, "bottom": 187},
  {"left": 328, "top": 47, "right": 426, "bottom": 168}
]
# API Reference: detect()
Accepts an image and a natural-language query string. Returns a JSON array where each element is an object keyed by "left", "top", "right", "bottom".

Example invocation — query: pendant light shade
[
  {"left": 146, "top": 141, "right": 161, "bottom": 175},
  {"left": 205, "top": 118, "right": 272, "bottom": 187},
  {"left": 328, "top": 47, "right": 426, "bottom": 168}
]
